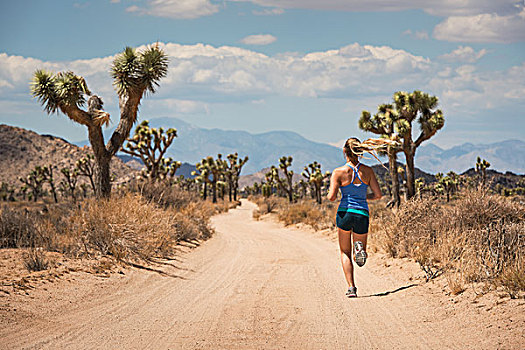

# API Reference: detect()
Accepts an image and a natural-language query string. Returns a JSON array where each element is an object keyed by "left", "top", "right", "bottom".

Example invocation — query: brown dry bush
[
  {"left": 373, "top": 188, "right": 525, "bottom": 296},
  {"left": 67, "top": 193, "right": 178, "bottom": 261},
  {"left": 277, "top": 200, "right": 336, "bottom": 230},
  {"left": 250, "top": 196, "right": 286, "bottom": 220},
  {"left": 132, "top": 180, "right": 199, "bottom": 210},
  {"left": 0, "top": 206, "right": 38, "bottom": 248},
  {"left": 23, "top": 248, "right": 49, "bottom": 272},
  {"left": 1, "top": 185, "right": 221, "bottom": 266}
]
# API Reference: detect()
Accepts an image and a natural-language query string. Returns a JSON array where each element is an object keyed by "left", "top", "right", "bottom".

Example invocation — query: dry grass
[
  {"left": 372, "top": 188, "right": 525, "bottom": 297},
  {"left": 0, "top": 184, "right": 230, "bottom": 268},
  {"left": 250, "top": 196, "right": 286, "bottom": 220},
  {"left": 23, "top": 248, "right": 49, "bottom": 272},
  {"left": 250, "top": 196, "right": 337, "bottom": 231}
]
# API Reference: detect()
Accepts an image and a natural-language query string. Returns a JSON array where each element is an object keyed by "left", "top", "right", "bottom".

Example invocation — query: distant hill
[
  {"left": 78, "top": 117, "right": 344, "bottom": 175},
  {"left": 416, "top": 140, "right": 525, "bottom": 174},
  {"left": 0, "top": 124, "right": 136, "bottom": 187},
  {"left": 76, "top": 117, "right": 525, "bottom": 175}
]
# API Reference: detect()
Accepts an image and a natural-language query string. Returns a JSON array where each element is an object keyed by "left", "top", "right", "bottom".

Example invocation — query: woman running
[{"left": 327, "top": 138, "right": 383, "bottom": 298}]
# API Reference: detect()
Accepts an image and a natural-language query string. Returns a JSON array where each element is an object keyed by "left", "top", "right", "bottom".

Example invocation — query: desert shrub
[
  {"left": 277, "top": 201, "right": 334, "bottom": 230},
  {"left": 250, "top": 195, "right": 336, "bottom": 230},
  {"left": 131, "top": 180, "right": 199, "bottom": 209},
  {"left": 67, "top": 194, "right": 180, "bottom": 261},
  {"left": 23, "top": 248, "right": 49, "bottom": 272},
  {"left": 250, "top": 196, "right": 286, "bottom": 219},
  {"left": 373, "top": 188, "right": 525, "bottom": 295},
  {"left": 0, "top": 206, "right": 38, "bottom": 248},
  {"left": 2, "top": 187, "right": 219, "bottom": 267}
]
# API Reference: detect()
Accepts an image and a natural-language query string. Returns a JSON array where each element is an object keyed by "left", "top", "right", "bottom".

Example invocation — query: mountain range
[{"left": 77, "top": 116, "right": 524, "bottom": 175}]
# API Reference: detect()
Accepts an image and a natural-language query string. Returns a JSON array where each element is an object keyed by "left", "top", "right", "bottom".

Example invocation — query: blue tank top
[{"left": 338, "top": 163, "right": 369, "bottom": 216}]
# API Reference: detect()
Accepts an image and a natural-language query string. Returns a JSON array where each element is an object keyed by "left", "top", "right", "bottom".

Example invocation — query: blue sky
[{"left": 1, "top": 0, "right": 524, "bottom": 148}]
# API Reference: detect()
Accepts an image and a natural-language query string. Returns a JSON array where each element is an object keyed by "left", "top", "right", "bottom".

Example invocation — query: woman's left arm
[
  {"left": 367, "top": 169, "right": 382, "bottom": 200},
  {"left": 327, "top": 171, "right": 339, "bottom": 202}
]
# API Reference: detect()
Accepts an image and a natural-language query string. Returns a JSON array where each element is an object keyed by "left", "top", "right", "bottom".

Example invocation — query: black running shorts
[{"left": 336, "top": 211, "right": 369, "bottom": 234}]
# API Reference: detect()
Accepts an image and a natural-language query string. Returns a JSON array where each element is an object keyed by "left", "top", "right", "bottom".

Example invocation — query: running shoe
[
  {"left": 346, "top": 286, "right": 357, "bottom": 298},
  {"left": 354, "top": 241, "right": 367, "bottom": 267}
]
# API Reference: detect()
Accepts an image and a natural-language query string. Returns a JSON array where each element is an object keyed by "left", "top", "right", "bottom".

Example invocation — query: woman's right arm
[{"left": 327, "top": 170, "right": 339, "bottom": 202}]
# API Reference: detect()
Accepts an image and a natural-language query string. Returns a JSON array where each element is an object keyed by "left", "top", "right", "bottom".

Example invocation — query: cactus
[
  {"left": 30, "top": 45, "right": 168, "bottom": 198},
  {"left": 359, "top": 104, "right": 402, "bottom": 207},
  {"left": 122, "top": 120, "right": 181, "bottom": 181}
]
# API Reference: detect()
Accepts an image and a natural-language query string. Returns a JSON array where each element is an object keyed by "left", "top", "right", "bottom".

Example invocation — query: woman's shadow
[{"left": 360, "top": 283, "right": 418, "bottom": 298}]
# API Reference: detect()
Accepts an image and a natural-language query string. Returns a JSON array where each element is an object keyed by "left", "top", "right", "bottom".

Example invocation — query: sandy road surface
[{"left": 2, "top": 200, "right": 523, "bottom": 349}]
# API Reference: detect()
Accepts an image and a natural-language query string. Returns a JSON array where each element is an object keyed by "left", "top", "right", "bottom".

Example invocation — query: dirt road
[{"left": 2, "top": 200, "right": 523, "bottom": 349}]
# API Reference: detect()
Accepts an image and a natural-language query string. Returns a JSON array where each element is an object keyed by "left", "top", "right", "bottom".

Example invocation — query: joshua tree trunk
[
  {"left": 212, "top": 182, "right": 217, "bottom": 203},
  {"left": 404, "top": 145, "right": 416, "bottom": 199},
  {"left": 388, "top": 150, "right": 401, "bottom": 207},
  {"left": 94, "top": 156, "right": 111, "bottom": 199}
]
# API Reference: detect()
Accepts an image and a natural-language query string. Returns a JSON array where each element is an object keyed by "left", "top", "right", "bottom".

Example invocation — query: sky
[{"left": 1, "top": 0, "right": 524, "bottom": 149}]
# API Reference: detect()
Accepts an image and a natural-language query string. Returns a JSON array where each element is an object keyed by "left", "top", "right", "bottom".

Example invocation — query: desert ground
[{"left": 1, "top": 200, "right": 524, "bottom": 349}]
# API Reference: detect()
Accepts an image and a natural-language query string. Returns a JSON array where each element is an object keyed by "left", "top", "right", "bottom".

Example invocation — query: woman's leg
[
  {"left": 352, "top": 233, "right": 368, "bottom": 253},
  {"left": 338, "top": 228, "right": 355, "bottom": 288},
  {"left": 352, "top": 232, "right": 368, "bottom": 266}
]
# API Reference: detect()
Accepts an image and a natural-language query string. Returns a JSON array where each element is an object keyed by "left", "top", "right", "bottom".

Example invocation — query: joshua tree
[
  {"left": 122, "top": 120, "right": 180, "bottom": 181},
  {"left": 476, "top": 157, "right": 491, "bottom": 184},
  {"left": 31, "top": 45, "right": 168, "bottom": 198},
  {"left": 19, "top": 166, "right": 47, "bottom": 202},
  {"left": 76, "top": 154, "right": 96, "bottom": 193},
  {"left": 270, "top": 156, "right": 295, "bottom": 203},
  {"left": 222, "top": 153, "right": 249, "bottom": 201},
  {"left": 195, "top": 155, "right": 225, "bottom": 203},
  {"left": 0, "top": 182, "right": 16, "bottom": 202},
  {"left": 415, "top": 178, "right": 425, "bottom": 199},
  {"left": 435, "top": 172, "right": 458, "bottom": 202},
  {"left": 302, "top": 161, "right": 330, "bottom": 204},
  {"left": 41, "top": 165, "right": 58, "bottom": 203},
  {"left": 60, "top": 167, "right": 79, "bottom": 202},
  {"left": 394, "top": 91, "right": 445, "bottom": 199},
  {"left": 192, "top": 165, "right": 210, "bottom": 200},
  {"left": 359, "top": 104, "right": 402, "bottom": 207}
]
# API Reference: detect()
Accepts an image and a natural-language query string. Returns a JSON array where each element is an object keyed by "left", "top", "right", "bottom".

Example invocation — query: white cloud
[
  {"left": 403, "top": 29, "right": 429, "bottom": 40},
  {"left": 110, "top": 0, "right": 120, "bottom": 3},
  {"left": 127, "top": 0, "right": 219, "bottom": 19},
  {"left": 1, "top": 42, "right": 524, "bottom": 120},
  {"left": 433, "top": 8, "right": 525, "bottom": 43},
  {"left": 235, "top": 1, "right": 525, "bottom": 44},
  {"left": 231, "top": 0, "right": 520, "bottom": 17},
  {"left": 159, "top": 99, "right": 210, "bottom": 114},
  {"left": 439, "top": 46, "right": 488, "bottom": 63},
  {"left": 240, "top": 34, "right": 277, "bottom": 45},
  {"left": 252, "top": 8, "right": 284, "bottom": 15}
]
